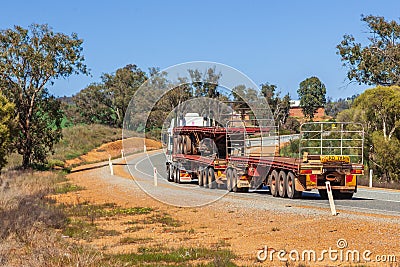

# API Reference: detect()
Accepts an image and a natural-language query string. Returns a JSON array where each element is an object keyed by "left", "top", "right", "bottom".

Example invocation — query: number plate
[{"left": 320, "top": 155, "right": 350, "bottom": 163}]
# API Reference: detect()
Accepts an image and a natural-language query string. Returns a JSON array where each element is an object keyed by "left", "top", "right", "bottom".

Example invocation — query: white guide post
[
  {"left": 154, "top": 167, "right": 158, "bottom": 187},
  {"left": 325, "top": 181, "right": 337, "bottom": 216},
  {"left": 109, "top": 155, "right": 114, "bottom": 176},
  {"left": 369, "top": 169, "right": 373, "bottom": 188}
]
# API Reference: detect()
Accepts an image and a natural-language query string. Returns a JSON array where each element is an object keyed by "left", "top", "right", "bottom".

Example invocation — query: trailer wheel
[
  {"left": 198, "top": 170, "right": 203, "bottom": 186},
  {"left": 270, "top": 170, "right": 279, "bottom": 197},
  {"left": 167, "top": 164, "right": 173, "bottom": 182},
  {"left": 175, "top": 166, "right": 181, "bottom": 184},
  {"left": 166, "top": 164, "right": 170, "bottom": 181},
  {"left": 278, "top": 171, "right": 287, "bottom": 198},
  {"left": 208, "top": 167, "right": 216, "bottom": 189},
  {"left": 286, "top": 172, "right": 301, "bottom": 199},
  {"left": 240, "top": 187, "right": 249, "bottom": 193},
  {"left": 231, "top": 169, "right": 239, "bottom": 193},
  {"left": 172, "top": 166, "right": 176, "bottom": 182},
  {"left": 318, "top": 189, "right": 328, "bottom": 199},
  {"left": 202, "top": 168, "right": 208, "bottom": 188},
  {"left": 226, "top": 168, "right": 233, "bottom": 192}
]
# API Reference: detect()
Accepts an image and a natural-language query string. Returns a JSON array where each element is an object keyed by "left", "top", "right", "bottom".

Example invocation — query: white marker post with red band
[{"left": 325, "top": 181, "right": 337, "bottom": 216}]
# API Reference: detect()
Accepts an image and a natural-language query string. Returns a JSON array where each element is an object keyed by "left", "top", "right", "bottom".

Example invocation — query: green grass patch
[
  {"left": 63, "top": 219, "right": 121, "bottom": 241},
  {"left": 144, "top": 213, "right": 182, "bottom": 227},
  {"left": 106, "top": 246, "right": 236, "bottom": 266},
  {"left": 123, "top": 212, "right": 183, "bottom": 227},
  {"left": 63, "top": 219, "right": 98, "bottom": 240},
  {"left": 60, "top": 202, "right": 154, "bottom": 225},
  {"left": 63, "top": 203, "right": 153, "bottom": 218},
  {"left": 55, "top": 183, "right": 85, "bottom": 194},
  {"left": 50, "top": 124, "right": 122, "bottom": 163}
]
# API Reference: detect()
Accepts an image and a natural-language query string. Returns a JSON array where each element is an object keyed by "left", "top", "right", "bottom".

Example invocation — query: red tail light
[
  {"left": 350, "top": 169, "right": 363, "bottom": 174},
  {"left": 346, "top": 175, "right": 354, "bottom": 183},
  {"left": 309, "top": 174, "right": 317, "bottom": 183}
]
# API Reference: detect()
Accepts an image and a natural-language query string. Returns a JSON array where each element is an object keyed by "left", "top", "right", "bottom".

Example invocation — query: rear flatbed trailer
[{"left": 166, "top": 116, "right": 364, "bottom": 199}]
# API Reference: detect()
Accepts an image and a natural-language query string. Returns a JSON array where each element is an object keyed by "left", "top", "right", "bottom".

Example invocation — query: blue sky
[{"left": 1, "top": 0, "right": 399, "bottom": 99}]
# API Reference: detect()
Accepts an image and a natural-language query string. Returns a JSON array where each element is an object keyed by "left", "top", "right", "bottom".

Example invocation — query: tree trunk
[
  {"left": 22, "top": 152, "right": 31, "bottom": 169},
  {"left": 22, "top": 134, "right": 32, "bottom": 169}
]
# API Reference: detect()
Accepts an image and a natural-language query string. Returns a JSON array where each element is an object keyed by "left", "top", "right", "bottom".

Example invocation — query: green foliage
[
  {"left": 231, "top": 84, "right": 261, "bottom": 120},
  {"left": 73, "top": 64, "right": 147, "bottom": 127},
  {"left": 281, "top": 117, "right": 301, "bottom": 134},
  {"left": 353, "top": 86, "right": 400, "bottom": 140},
  {"left": 55, "top": 183, "right": 85, "bottom": 194},
  {"left": 0, "top": 24, "right": 88, "bottom": 168},
  {"left": 63, "top": 219, "right": 120, "bottom": 241},
  {"left": 325, "top": 96, "right": 358, "bottom": 118},
  {"left": 280, "top": 138, "right": 300, "bottom": 158},
  {"left": 337, "top": 15, "right": 400, "bottom": 86},
  {"left": 49, "top": 124, "right": 122, "bottom": 163},
  {"left": 337, "top": 86, "right": 400, "bottom": 181},
  {"left": 0, "top": 92, "right": 14, "bottom": 172},
  {"left": 107, "top": 246, "right": 236, "bottom": 266},
  {"left": 371, "top": 132, "right": 400, "bottom": 181},
  {"left": 73, "top": 83, "right": 116, "bottom": 125},
  {"left": 297, "top": 76, "right": 326, "bottom": 120},
  {"left": 103, "top": 64, "right": 148, "bottom": 127},
  {"left": 261, "top": 83, "right": 291, "bottom": 126},
  {"left": 188, "top": 66, "right": 222, "bottom": 98},
  {"left": 63, "top": 202, "right": 153, "bottom": 222}
]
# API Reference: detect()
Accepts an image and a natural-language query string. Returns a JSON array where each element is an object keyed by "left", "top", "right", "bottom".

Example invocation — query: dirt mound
[{"left": 65, "top": 138, "right": 162, "bottom": 167}]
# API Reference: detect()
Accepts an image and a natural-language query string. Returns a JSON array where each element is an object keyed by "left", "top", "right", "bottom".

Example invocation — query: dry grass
[
  {"left": 50, "top": 124, "right": 122, "bottom": 162},
  {"left": 0, "top": 170, "right": 114, "bottom": 266}
]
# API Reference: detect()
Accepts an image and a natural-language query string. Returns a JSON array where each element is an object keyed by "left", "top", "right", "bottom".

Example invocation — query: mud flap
[{"left": 295, "top": 178, "right": 306, "bottom": 192}]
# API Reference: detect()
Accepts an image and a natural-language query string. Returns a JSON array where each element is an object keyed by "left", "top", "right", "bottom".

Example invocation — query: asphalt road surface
[{"left": 124, "top": 151, "right": 400, "bottom": 217}]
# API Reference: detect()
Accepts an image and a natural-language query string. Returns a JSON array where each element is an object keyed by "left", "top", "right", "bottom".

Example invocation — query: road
[{"left": 123, "top": 151, "right": 400, "bottom": 218}]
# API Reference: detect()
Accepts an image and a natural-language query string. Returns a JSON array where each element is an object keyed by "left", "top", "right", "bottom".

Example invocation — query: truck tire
[
  {"left": 208, "top": 167, "right": 216, "bottom": 189},
  {"left": 172, "top": 166, "right": 176, "bottom": 183},
  {"left": 202, "top": 168, "right": 208, "bottom": 188},
  {"left": 167, "top": 164, "right": 173, "bottom": 182},
  {"left": 286, "top": 172, "right": 301, "bottom": 199},
  {"left": 198, "top": 170, "right": 203, "bottom": 186},
  {"left": 226, "top": 168, "right": 233, "bottom": 192},
  {"left": 270, "top": 170, "right": 279, "bottom": 197},
  {"left": 166, "top": 164, "right": 170, "bottom": 181},
  {"left": 175, "top": 166, "right": 181, "bottom": 184},
  {"left": 318, "top": 189, "right": 328, "bottom": 199},
  {"left": 232, "top": 168, "right": 238, "bottom": 193},
  {"left": 240, "top": 187, "right": 249, "bottom": 193},
  {"left": 278, "top": 171, "right": 287, "bottom": 198}
]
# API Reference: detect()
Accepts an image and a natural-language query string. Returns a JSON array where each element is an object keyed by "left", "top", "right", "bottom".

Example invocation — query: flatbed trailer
[{"left": 166, "top": 114, "right": 364, "bottom": 199}]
